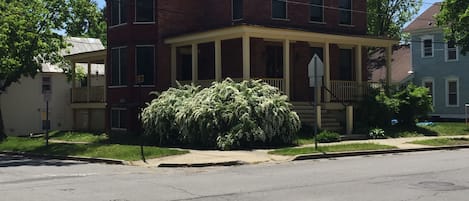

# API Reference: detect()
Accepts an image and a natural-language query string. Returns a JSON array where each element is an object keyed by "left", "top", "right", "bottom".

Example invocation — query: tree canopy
[
  {"left": 367, "top": 0, "right": 422, "bottom": 39},
  {"left": 0, "top": 0, "right": 105, "bottom": 140},
  {"left": 437, "top": 0, "right": 469, "bottom": 53}
]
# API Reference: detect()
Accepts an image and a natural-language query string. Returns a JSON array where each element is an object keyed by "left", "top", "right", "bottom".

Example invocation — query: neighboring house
[
  {"left": 0, "top": 37, "right": 105, "bottom": 136},
  {"left": 369, "top": 45, "right": 413, "bottom": 85},
  {"left": 105, "top": 0, "right": 397, "bottom": 133},
  {"left": 405, "top": 2, "right": 469, "bottom": 119}
]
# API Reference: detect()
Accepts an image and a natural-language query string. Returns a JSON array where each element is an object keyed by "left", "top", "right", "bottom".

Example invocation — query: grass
[
  {"left": 0, "top": 137, "right": 188, "bottom": 161},
  {"left": 409, "top": 138, "right": 469, "bottom": 147},
  {"left": 269, "top": 143, "right": 397, "bottom": 156},
  {"left": 385, "top": 122, "right": 469, "bottom": 138},
  {"left": 49, "top": 130, "right": 108, "bottom": 143}
]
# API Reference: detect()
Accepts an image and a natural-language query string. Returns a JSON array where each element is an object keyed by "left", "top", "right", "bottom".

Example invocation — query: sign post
[
  {"left": 136, "top": 75, "right": 146, "bottom": 163},
  {"left": 308, "top": 54, "right": 324, "bottom": 150},
  {"left": 43, "top": 93, "right": 51, "bottom": 146}
]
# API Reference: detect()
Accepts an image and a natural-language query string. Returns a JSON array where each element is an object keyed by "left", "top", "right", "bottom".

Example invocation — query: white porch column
[
  {"left": 171, "top": 46, "right": 177, "bottom": 86},
  {"left": 87, "top": 62, "right": 91, "bottom": 103},
  {"left": 385, "top": 45, "right": 392, "bottom": 87},
  {"left": 215, "top": 40, "right": 222, "bottom": 81},
  {"left": 324, "top": 42, "right": 331, "bottom": 103},
  {"left": 242, "top": 35, "right": 251, "bottom": 80},
  {"left": 356, "top": 45, "right": 363, "bottom": 96},
  {"left": 283, "top": 39, "right": 291, "bottom": 99},
  {"left": 192, "top": 44, "right": 198, "bottom": 83}
]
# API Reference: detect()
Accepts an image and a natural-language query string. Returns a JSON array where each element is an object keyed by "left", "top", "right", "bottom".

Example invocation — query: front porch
[{"left": 166, "top": 25, "right": 396, "bottom": 105}]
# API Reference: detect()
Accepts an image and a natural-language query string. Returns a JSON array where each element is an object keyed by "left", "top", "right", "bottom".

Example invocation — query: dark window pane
[
  {"left": 111, "top": 49, "right": 120, "bottom": 85},
  {"left": 111, "top": 0, "right": 126, "bottom": 25},
  {"left": 120, "top": 48, "right": 128, "bottom": 85},
  {"left": 136, "top": 0, "right": 154, "bottom": 22},
  {"left": 111, "top": 110, "right": 119, "bottom": 128},
  {"left": 449, "top": 81, "right": 457, "bottom": 92},
  {"left": 233, "top": 0, "right": 243, "bottom": 20},
  {"left": 119, "top": 110, "right": 127, "bottom": 128},
  {"left": 424, "top": 39, "right": 433, "bottom": 56},
  {"left": 310, "top": 0, "right": 323, "bottom": 22},
  {"left": 448, "top": 40, "right": 456, "bottom": 48},
  {"left": 448, "top": 50, "right": 457, "bottom": 60},
  {"left": 136, "top": 46, "right": 155, "bottom": 85},
  {"left": 339, "top": 0, "right": 351, "bottom": 24},
  {"left": 449, "top": 94, "right": 457, "bottom": 105},
  {"left": 272, "top": 0, "right": 287, "bottom": 19}
]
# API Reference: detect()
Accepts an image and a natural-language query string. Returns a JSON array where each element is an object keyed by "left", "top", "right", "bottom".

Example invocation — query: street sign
[{"left": 308, "top": 54, "right": 324, "bottom": 87}]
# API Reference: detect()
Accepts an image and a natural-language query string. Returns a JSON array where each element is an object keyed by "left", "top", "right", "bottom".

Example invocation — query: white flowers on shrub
[{"left": 140, "top": 78, "right": 301, "bottom": 150}]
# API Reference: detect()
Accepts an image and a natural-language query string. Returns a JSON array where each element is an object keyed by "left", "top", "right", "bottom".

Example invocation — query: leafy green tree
[
  {"left": 367, "top": 0, "right": 422, "bottom": 39},
  {"left": 0, "top": 0, "right": 105, "bottom": 141},
  {"left": 437, "top": 0, "right": 469, "bottom": 53},
  {"left": 65, "top": 0, "right": 107, "bottom": 45}
]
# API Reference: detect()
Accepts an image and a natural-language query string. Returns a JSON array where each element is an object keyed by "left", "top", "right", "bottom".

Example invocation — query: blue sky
[{"left": 96, "top": 0, "right": 105, "bottom": 8}]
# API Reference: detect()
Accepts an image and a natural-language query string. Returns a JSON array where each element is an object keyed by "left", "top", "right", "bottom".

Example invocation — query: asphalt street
[{"left": 1, "top": 149, "right": 469, "bottom": 201}]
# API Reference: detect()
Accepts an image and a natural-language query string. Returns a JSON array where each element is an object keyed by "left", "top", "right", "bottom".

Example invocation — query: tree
[
  {"left": 0, "top": 0, "right": 105, "bottom": 141},
  {"left": 65, "top": 0, "right": 107, "bottom": 45},
  {"left": 437, "top": 0, "right": 469, "bottom": 54},
  {"left": 367, "top": 0, "right": 422, "bottom": 39}
]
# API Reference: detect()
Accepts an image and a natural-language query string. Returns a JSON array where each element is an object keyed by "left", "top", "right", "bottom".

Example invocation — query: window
[
  {"left": 272, "top": 0, "right": 287, "bottom": 19},
  {"left": 111, "top": 47, "right": 128, "bottom": 86},
  {"left": 110, "top": 0, "right": 126, "bottom": 26},
  {"left": 446, "top": 78, "right": 459, "bottom": 107},
  {"left": 421, "top": 36, "right": 434, "bottom": 57},
  {"left": 42, "top": 76, "right": 51, "bottom": 94},
  {"left": 135, "top": 46, "right": 155, "bottom": 85},
  {"left": 232, "top": 0, "right": 243, "bottom": 20},
  {"left": 310, "top": 0, "right": 323, "bottom": 22},
  {"left": 422, "top": 78, "right": 434, "bottom": 105},
  {"left": 111, "top": 108, "right": 127, "bottom": 130},
  {"left": 446, "top": 40, "right": 458, "bottom": 61},
  {"left": 339, "top": 0, "right": 352, "bottom": 25},
  {"left": 135, "top": 0, "right": 154, "bottom": 22}
]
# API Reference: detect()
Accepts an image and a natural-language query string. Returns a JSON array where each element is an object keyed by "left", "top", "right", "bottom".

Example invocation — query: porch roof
[
  {"left": 165, "top": 24, "right": 398, "bottom": 47},
  {"left": 64, "top": 49, "right": 106, "bottom": 64}
]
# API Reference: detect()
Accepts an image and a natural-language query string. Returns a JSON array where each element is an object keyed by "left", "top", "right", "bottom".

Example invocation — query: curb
[
  {"left": 292, "top": 145, "right": 469, "bottom": 161},
  {"left": 158, "top": 160, "right": 245, "bottom": 168},
  {"left": 0, "top": 151, "right": 128, "bottom": 165}
]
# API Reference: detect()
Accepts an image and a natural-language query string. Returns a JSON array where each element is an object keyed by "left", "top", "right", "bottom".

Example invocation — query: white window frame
[
  {"left": 232, "top": 0, "right": 243, "bottom": 21},
  {"left": 109, "top": 46, "right": 128, "bottom": 88},
  {"left": 309, "top": 0, "right": 324, "bottom": 23},
  {"left": 271, "top": 0, "right": 288, "bottom": 20},
  {"left": 445, "top": 77, "right": 459, "bottom": 107},
  {"left": 338, "top": 0, "right": 352, "bottom": 25},
  {"left": 134, "top": 0, "right": 155, "bottom": 24},
  {"left": 111, "top": 108, "right": 127, "bottom": 131},
  {"left": 134, "top": 45, "right": 156, "bottom": 87},
  {"left": 445, "top": 41, "right": 459, "bottom": 62},
  {"left": 109, "top": 0, "right": 127, "bottom": 28},
  {"left": 421, "top": 35, "right": 434, "bottom": 58},
  {"left": 422, "top": 77, "right": 435, "bottom": 106}
]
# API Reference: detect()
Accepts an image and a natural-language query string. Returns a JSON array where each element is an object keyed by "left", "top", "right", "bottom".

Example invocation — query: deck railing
[
  {"left": 330, "top": 80, "right": 370, "bottom": 102},
  {"left": 174, "top": 78, "right": 285, "bottom": 92},
  {"left": 261, "top": 78, "right": 285, "bottom": 92},
  {"left": 72, "top": 86, "right": 105, "bottom": 103}
]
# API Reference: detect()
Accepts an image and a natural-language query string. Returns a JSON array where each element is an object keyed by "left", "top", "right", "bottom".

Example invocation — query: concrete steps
[{"left": 291, "top": 102, "right": 344, "bottom": 132}]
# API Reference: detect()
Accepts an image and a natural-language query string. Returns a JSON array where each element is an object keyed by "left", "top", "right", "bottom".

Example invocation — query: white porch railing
[
  {"left": 261, "top": 78, "right": 285, "bottom": 92},
  {"left": 330, "top": 80, "right": 368, "bottom": 102},
  {"left": 174, "top": 78, "right": 285, "bottom": 93},
  {"left": 72, "top": 86, "right": 105, "bottom": 103}
]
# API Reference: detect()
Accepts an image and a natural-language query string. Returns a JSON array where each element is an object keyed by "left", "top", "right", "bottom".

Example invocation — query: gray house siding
[{"left": 411, "top": 31, "right": 469, "bottom": 118}]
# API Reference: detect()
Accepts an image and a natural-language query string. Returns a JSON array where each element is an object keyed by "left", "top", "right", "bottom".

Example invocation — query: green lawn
[
  {"left": 49, "top": 130, "right": 108, "bottom": 143},
  {"left": 269, "top": 143, "right": 396, "bottom": 156},
  {"left": 0, "top": 137, "right": 188, "bottom": 161},
  {"left": 386, "top": 122, "right": 469, "bottom": 138},
  {"left": 409, "top": 138, "right": 469, "bottom": 146}
]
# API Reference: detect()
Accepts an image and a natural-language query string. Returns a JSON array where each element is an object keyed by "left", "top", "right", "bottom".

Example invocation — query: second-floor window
[
  {"left": 135, "top": 0, "right": 154, "bottom": 22},
  {"left": 111, "top": 47, "right": 128, "bottom": 86},
  {"left": 232, "top": 0, "right": 243, "bottom": 20},
  {"left": 310, "top": 0, "right": 323, "bottom": 22},
  {"left": 446, "top": 40, "right": 458, "bottom": 61},
  {"left": 421, "top": 36, "right": 433, "bottom": 58},
  {"left": 135, "top": 46, "right": 155, "bottom": 85},
  {"left": 272, "top": 0, "right": 287, "bottom": 19},
  {"left": 339, "top": 0, "right": 351, "bottom": 25},
  {"left": 111, "top": 0, "right": 126, "bottom": 26}
]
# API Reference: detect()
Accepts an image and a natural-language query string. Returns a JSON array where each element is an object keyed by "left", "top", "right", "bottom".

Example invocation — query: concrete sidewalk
[{"left": 130, "top": 135, "right": 469, "bottom": 167}]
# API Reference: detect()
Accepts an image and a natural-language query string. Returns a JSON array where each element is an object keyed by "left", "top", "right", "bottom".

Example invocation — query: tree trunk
[{"left": 0, "top": 94, "right": 6, "bottom": 141}]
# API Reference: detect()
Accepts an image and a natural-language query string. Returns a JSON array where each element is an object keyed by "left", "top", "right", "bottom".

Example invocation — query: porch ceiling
[
  {"left": 164, "top": 25, "right": 398, "bottom": 47},
  {"left": 65, "top": 49, "right": 106, "bottom": 64}
]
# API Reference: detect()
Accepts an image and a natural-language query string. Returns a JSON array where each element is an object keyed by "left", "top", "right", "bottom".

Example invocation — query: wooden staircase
[{"left": 291, "top": 102, "right": 344, "bottom": 132}]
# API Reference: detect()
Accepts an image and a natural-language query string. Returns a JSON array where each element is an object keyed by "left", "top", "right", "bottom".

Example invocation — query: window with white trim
[
  {"left": 111, "top": 47, "right": 128, "bottom": 86},
  {"left": 232, "top": 0, "right": 243, "bottom": 20},
  {"left": 339, "top": 0, "right": 351, "bottom": 25},
  {"left": 422, "top": 78, "right": 434, "bottom": 105},
  {"left": 111, "top": 108, "right": 127, "bottom": 130},
  {"left": 421, "top": 36, "right": 433, "bottom": 57},
  {"left": 135, "top": 0, "right": 154, "bottom": 22},
  {"left": 110, "top": 0, "right": 126, "bottom": 26},
  {"left": 135, "top": 46, "right": 155, "bottom": 85},
  {"left": 310, "top": 0, "right": 323, "bottom": 22},
  {"left": 42, "top": 76, "right": 52, "bottom": 94},
  {"left": 272, "top": 0, "right": 287, "bottom": 19},
  {"left": 446, "top": 78, "right": 459, "bottom": 107},
  {"left": 446, "top": 40, "right": 458, "bottom": 61}
]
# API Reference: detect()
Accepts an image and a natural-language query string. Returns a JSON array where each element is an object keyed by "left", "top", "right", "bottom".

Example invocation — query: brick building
[{"left": 106, "top": 0, "right": 397, "bottom": 133}]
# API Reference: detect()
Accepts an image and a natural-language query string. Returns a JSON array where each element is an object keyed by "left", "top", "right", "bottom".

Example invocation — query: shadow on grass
[{"left": 385, "top": 125, "right": 438, "bottom": 138}]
